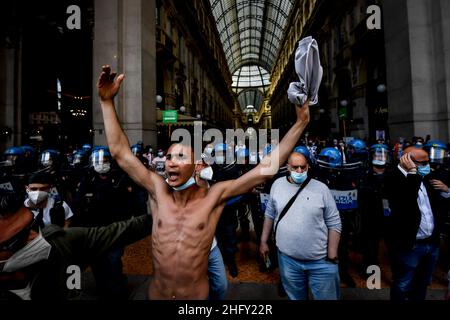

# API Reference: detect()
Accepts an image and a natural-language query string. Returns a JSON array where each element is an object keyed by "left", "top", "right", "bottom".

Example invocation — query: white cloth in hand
[{"left": 287, "top": 36, "right": 323, "bottom": 106}]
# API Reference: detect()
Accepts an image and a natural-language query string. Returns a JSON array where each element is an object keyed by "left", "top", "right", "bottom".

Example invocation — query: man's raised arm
[
  {"left": 218, "top": 100, "right": 310, "bottom": 202},
  {"left": 97, "top": 65, "right": 159, "bottom": 195}
]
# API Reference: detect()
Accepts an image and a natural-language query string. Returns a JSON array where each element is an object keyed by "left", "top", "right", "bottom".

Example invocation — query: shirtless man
[{"left": 97, "top": 65, "right": 310, "bottom": 299}]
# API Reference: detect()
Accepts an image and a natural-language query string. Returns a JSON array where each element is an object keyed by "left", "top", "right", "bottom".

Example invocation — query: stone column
[
  {"left": 441, "top": 0, "right": 450, "bottom": 140},
  {"left": 384, "top": 0, "right": 450, "bottom": 141},
  {"left": 93, "top": 0, "right": 157, "bottom": 147},
  {"left": 0, "top": 40, "right": 21, "bottom": 149}
]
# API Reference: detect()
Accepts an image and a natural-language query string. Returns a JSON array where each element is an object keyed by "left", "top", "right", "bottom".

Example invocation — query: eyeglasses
[
  {"left": 289, "top": 164, "right": 308, "bottom": 171},
  {"left": 0, "top": 212, "right": 39, "bottom": 253},
  {"left": 411, "top": 159, "right": 429, "bottom": 166}
]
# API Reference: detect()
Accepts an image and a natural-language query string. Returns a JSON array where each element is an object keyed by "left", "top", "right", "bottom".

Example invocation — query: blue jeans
[
  {"left": 390, "top": 242, "right": 439, "bottom": 300},
  {"left": 278, "top": 251, "right": 340, "bottom": 300},
  {"left": 208, "top": 245, "right": 228, "bottom": 300}
]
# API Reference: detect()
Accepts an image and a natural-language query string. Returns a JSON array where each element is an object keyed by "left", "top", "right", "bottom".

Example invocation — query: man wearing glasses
[
  {"left": 387, "top": 147, "right": 449, "bottom": 300},
  {"left": 0, "top": 192, "right": 151, "bottom": 300}
]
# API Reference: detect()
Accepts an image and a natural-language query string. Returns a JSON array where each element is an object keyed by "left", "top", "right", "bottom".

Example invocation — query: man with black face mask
[{"left": 0, "top": 191, "right": 152, "bottom": 300}]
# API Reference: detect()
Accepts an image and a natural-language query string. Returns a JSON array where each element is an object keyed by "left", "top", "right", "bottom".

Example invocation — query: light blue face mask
[
  {"left": 171, "top": 176, "right": 196, "bottom": 191},
  {"left": 290, "top": 171, "right": 308, "bottom": 184},
  {"left": 417, "top": 164, "right": 431, "bottom": 177}
]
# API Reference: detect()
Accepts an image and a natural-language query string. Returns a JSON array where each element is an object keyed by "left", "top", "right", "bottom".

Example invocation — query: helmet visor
[
  {"left": 429, "top": 147, "right": 445, "bottom": 163},
  {"left": 372, "top": 148, "right": 388, "bottom": 164},
  {"left": 39, "top": 152, "right": 53, "bottom": 167},
  {"left": 91, "top": 150, "right": 110, "bottom": 166}
]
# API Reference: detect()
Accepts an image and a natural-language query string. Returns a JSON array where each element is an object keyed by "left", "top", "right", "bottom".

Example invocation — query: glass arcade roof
[
  {"left": 232, "top": 65, "right": 270, "bottom": 89},
  {"left": 238, "top": 90, "right": 263, "bottom": 113},
  {"left": 209, "top": 0, "right": 295, "bottom": 110}
]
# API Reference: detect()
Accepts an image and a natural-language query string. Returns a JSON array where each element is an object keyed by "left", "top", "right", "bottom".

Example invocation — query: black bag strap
[
  {"left": 274, "top": 176, "right": 311, "bottom": 237},
  {"left": 35, "top": 208, "right": 45, "bottom": 229}
]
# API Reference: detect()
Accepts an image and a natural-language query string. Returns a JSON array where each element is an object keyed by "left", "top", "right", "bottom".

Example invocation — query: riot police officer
[
  {"left": 1, "top": 147, "right": 29, "bottom": 195},
  {"left": 347, "top": 138, "right": 369, "bottom": 166},
  {"left": 131, "top": 143, "right": 147, "bottom": 167},
  {"left": 152, "top": 149, "right": 166, "bottom": 176},
  {"left": 316, "top": 146, "right": 362, "bottom": 287},
  {"left": 73, "top": 147, "right": 134, "bottom": 299},
  {"left": 359, "top": 143, "right": 391, "bottom": 271}
]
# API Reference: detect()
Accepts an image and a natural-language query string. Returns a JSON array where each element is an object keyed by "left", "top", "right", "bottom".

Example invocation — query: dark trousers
[
  {"left": 390, "top": 241, "right": 439, "bottom": 300},
  {"left": 91, "top": 246, "right": 128, "bottom": 300}
]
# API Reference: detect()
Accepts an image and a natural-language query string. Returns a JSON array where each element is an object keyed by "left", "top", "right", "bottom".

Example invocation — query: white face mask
[
  {"left": 158, "top": 152, "right": 164, "bottom": 157},
  {"left": 27, "top": 190, "right": 49, "bottom": 205},
  {"left": 372, "top": 159, "right": 386, "bottom": 166},
  {"left": 9, "top": 283, "right": 33, "bottom": 300},
  {"left": 94, "top": 163, "right": 111, "bottom": 174},
  {"left": 199, "top": 166, "right": 213, "bottom": 181},
  {"left": 0, "top": 232, "right": 52, "bottom": 273}
]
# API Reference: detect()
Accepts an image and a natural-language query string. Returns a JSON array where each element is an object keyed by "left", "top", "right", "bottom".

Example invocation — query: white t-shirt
[{"left": 26, "top": 197, "right": 74, "bottom": 226}]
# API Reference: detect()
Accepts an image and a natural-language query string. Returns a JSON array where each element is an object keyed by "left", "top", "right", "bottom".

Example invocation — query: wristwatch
[{"left": 326, "top": 256, "right": 339, "bottom": 264}]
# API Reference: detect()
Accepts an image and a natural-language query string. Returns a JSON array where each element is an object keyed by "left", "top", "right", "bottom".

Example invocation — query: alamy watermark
[
  {"left": 367, "top": 5, "right": 382, "bottom": 30},
  {"left": 366, "top": 265, "right": 381, "bottom": 290},
  {"left": 66, "top": 4, "right": 380, "bottom": 31},
  {"left": 66, "top": 265, "right": 81, "bottom": 290},
  {"left": 66, "top": 5, "right": 81, "bottom": 30}
]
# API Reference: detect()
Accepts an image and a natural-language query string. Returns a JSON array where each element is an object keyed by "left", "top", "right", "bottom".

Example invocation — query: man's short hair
[
  {"left": 0, "top": 191, "right": 23, "bottom": 218},
  {"left": 28, "top": 171, "right": 53, "bottom": 185}
]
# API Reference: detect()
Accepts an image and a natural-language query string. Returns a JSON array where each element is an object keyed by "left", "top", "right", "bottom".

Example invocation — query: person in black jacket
[
  {"left": 0, "top": 191, "right": 152, "bottom": 300},
  {"left": 387, "top": 147, "right": 448, "bottom": 300}
]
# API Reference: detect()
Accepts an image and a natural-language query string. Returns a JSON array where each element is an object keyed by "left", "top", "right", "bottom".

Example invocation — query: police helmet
[
  {"left": 347, "top": 139, "right": 368, "bottom": 163},
  {"left": 424, "top": 140, "right": 447, "bottom": 164},
  {"left": 3, "top": 146, "right": 25, "bottom": 166},
  {"left": 21, "top": 145, "right": 36, "bottom": 157},
  {"left": 39, "top": 149, "right": 60, "bottom": 168},
  {"left": 72, "top": 149, "right": 89, "bottom": 168},
  {"left": 214, "top": 143, "right": 227, "bottom": 153},
  {"left": 293, "top": 145, "right": 311, "bottom": 160},
  {"left": 82, "top": 144, "right": 92, "bottom": 152},
  {"left": 235, "top": 147, "right": 249, "bottom": 164},
  {"left": 131, "top": 144, "right": 143, "bottom": 157},
  {"left": 318, "top": 147, "right": 342, "bottom": 167},
  {"left": 263, "top": 144, "right": 272, "bottom": 156},
  {"left": 211, "top": 143, "right": 227, "bottom": 164},
  {"left": 90, "top": 147, "right": 111, "bottom": 166},
  {"left": 370, "top": 143, "right": 389, "bottom": 166},
  {"left": 347, "top": 139, "right": 367, "bottom": 154}
]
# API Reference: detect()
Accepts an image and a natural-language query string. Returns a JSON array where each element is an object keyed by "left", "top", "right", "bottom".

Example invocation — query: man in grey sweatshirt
[{"left": 260, "top": 151, "right": 341, "bottom": 300}]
